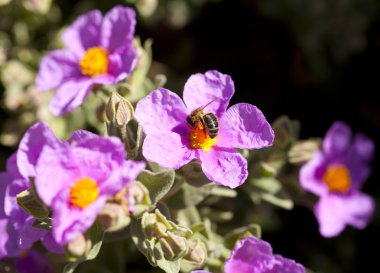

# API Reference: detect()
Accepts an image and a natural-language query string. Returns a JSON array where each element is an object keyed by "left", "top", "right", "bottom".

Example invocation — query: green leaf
[
  {"left": 165, "top": 183, "right": 214, "bottom": 210},
  {"left": 137, "top": 169, "right": 175, "bottom": 205},
  {"left": 253, "top": 177, "right": 282, "bottom": 194},
  {"left": 224, "top": 224, "right": 262, "bottom": 249},
  {"left": 63, "top": 221, "right": 104, "bottom": 273}
]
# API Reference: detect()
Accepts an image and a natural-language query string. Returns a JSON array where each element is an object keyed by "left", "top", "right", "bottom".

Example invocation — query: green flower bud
[
  {"left": 141, "top": 212, "right": 169, "bottom": 239},
  {"left": 65, "top": 234, "right": 91, "bottom": 258},
  {"left": 159, "top": 232, "right": 188, "bottom": 261},
  {"left": 105, "top": 91, "right": 134, "bottom": 127},
  {"left": 184, "top": 240, "right": 207, "bottom": 265},
  {"left": 288, "top": 139, "right": 320, "bottom": 164}
]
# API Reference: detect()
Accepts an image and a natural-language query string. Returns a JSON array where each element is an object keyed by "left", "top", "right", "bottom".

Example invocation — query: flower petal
[
  {"left": 35, "top": 49, "right": 80, "bottom": 92},
  {"left": 299, "top": 151, "right": 329, "bottom": 196},
  {"left": 41, "top": 233, "right": 64, "bottom": 254},
  {"left": 135, "top": 88, "right": 189, "bottom": 135},
  {"left": 17, "top": 122, "right": 61, "bottom": 179},
  {"left": 199, "top": 148, "right": 248, "bottom": 188},
  {"left": 218, "top": 103, "right": 274, "bottom": 149},
  {"left": 101, "top": 6, "right": 136, "bottom": 52},
  {"left": 62, "top": 10, "right": 102, "bottom": 57},
  {"left": 35, "top": 144, "right": 79, "bottom": 206},
  {"left": 314, "top": 194, "right": 347, "bottom": 237},
  {"left": 6, "top": 153, "right": 24, "bottom": 180},
  {"left": 122, "top": 161, "right": 146, "bottom": 184},
  {"left": 323, "top": 121, "right": 352, "bottom": 159},
  {"left": 224, "top": 236, "right": 273, "bottom": 273},
  {"left": 343, "top": 192, "right": 374, "bottom": 229},
  {"left": 183, "top": 70, "right": 234, "bottom": 118},
  {"left": 142, "top": 132, "right": 194, "bottom": 169},
  {"left": 108, "top": 44, "right": 137, "bottom": 82},
  {"left": 18, "top": 217, "right": 46, "bottom": 250},
  {"left": 269, "top": 255, "right": 306, "bottom": 273},
  {"left": 0, "top": 218, "right": 21, "bottom": 258},
  {"left": 49, "top": 78, "right": 93, "bottom": 116},
  {"left": 52, "top": 189, "right": 106, "bottom": 245}
]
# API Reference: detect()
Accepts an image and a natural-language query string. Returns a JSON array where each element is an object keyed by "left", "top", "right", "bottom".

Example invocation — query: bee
[{"left": 186, "top": 100, "right": 219, "bottom": 139}]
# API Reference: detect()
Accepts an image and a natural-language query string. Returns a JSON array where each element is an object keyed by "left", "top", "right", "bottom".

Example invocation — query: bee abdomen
[{"left": 203, "top": 113, "right": 219, "bottom": 139}]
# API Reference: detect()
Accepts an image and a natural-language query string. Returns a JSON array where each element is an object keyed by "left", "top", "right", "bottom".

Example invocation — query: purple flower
[
  {"left": 14, "top": 249, "right": 54, "bottom": 273},
  {"left": 192, "top": 236, "right": 305, "bottom": 273},
  {"left": 300, "top": 121, "right": 375, "bottom": 237},
  {"left": 134, "top": 70, "right": 274, "bottom": 188},
  {"left": 12, "top": 122, "right": 145, "bottom": 245},
  {"left": 36, "top": 6, "right": 137, "bottom": 116},
  {"left": 1, "top": 155, "right": 62, "bottom": 259}
]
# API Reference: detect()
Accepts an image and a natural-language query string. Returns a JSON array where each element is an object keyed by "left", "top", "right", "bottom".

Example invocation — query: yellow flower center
[
  {"left": 323, "top": 165, "right": 351, "bottom": 193},
  {"left": 70, "top": 177, "right": 99, "bottom": 209},
  {"left": 79, "top": 47, "right": 108, "bottom": 77},
  {"left": 189, "top": 122, "right": 217, "bottom": 152}
]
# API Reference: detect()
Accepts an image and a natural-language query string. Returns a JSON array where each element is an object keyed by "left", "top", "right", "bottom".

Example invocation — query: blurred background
[{"left": 1, "top": 0, "right": 379, "bottom": 272}]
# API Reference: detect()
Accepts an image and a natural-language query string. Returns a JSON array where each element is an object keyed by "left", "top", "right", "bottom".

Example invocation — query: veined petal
[
  {"left": 101, "top": 6, "right": 136, "bottom": 52},
  {"left": 48, "top": 78, "right": 94, "bottom": 116},
  {"left": 17, "top": 122, "right": 61, "bottom": 179},
  {"left": 183, "top": 70, "right": 234, "bottom": 118},
  {"left": 36, "top": 49, "right": 80, "bottom": 92},
  {"left": 269, "top": 255, "right": 306, "bottom": 273},
  {"left": 135, "top": 88, "right": 189, "bottom": 135},
  {"left": 62, "top": 10, "right": 102, "bottom": 57},
  {"left": 108, "top": 44, "right": 137, "bottom": 82},
  {"left": 199, "top": 148, "right": 248, "bottom": 189},
  {"left": 218, "top": 103, "right": 274, "bottom": 149},
  {"left": 142, "top": 132, "right": 194, "bottom": 169},
  {"left": 323, "top": 121, "right": 352, "bottom": 159},
  {"left": 52, "top": 189, "right": 106, "bottom": 245}
]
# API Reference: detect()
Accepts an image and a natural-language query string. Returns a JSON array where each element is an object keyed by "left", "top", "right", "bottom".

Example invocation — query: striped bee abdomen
[{"left": 202, "top": 113, "right": 219, "bottom": 139}]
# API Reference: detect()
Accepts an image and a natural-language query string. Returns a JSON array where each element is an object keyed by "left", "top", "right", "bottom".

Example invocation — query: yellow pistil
[
  {"left": 323, "top": 165, "right": 351, "bottom": 194},
  {"left": 79, "top": 47, "right": 108, "bottom": 77},
  {"left": 70, "top": 177, "right": 99, "bottom": 209},
  {"left": 189, "top": 122, "right": 217, "bottom": 152}
]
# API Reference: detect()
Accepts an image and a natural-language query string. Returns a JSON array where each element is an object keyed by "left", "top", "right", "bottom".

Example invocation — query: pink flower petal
[
  {"left": 142, "top": 132, "right": 194, "bottom": 169},
  {"left": 218, "top": 103, "right": 274, "bottom": 149},
  {"left": 199, "top": 148, "right": 248, "bottom": 188},
  {"left": 35, "top": 49, "right": 80, "bottom": 92},
  {"left": 62, "top": 10, "right": 102, "bottom": 58},
  {"left": 183, "top": 70, "right": 234, "bottom": 118},
  {"left": 48, "top": 78, "right": 94, "bottom": 116},
  {"left": 323, "top": 121, "right": 352, "bottom": 159},
  {"left": 135, "top": 88, "right": 189, "bottom": 135},
  {"left": 108, "top": 44, "right": 137, "bottom": 82},
  {"left": 17, "top": 122, "right": 61, "bottom": 179},
  {"left": 314, "top": 194, "right": 348, "bottom": 237},
  {"left": 299, "top": 151, "right": 329, "bottom": 196},
  {"left": 101, "top": 6, "right": 136, "bottom": 53},
  {"left": 343, "top": 192, "right": 374, "bottom": 229}
]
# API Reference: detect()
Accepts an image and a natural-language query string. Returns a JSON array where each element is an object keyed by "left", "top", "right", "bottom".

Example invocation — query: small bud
[
  {"left": 159, "top": 232, "right": 188, "bottom": 261},
  {"left": 66, "top": 234, "right": 91, "bottom": 258},
  {"left": 97, "top": 203, "right": 130, "bottom": 232},
  {"left": 184, "top": 239, "right": 207, "bottom": 265},
  {"left": 16, "top": 188, "right": 49, "bottom": 219},
  {"left": 105, "top": 91, "right": 134, "bottom": 127},
  {"left": 288, "top": 139, "right": 320, "bottom": 164},
  {"left": 141, "top": 212, "right": 169, "bottom": 239}
]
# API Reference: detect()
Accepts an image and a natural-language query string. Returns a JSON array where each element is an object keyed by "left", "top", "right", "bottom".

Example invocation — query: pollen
[
  {"left": 323, "top": 165, "right": 351, "bottom": 194},
  {"left": 79, "top": 47, "right": 108, "bottom": 77},
  {"left": 69, "top": 177, "right": 99, "bottom": 209},
  {"left": 189, "top": 122, "right": 217, "bottom": 152}
]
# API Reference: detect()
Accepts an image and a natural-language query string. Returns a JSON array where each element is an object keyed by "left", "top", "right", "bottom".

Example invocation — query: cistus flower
[
  {"left": 134, "top": 70, "right": 274, "bottom": 188},
  {"left": 192, "top": 236, "right": 305, "bottom": 273},
  {"left": 0, "top": 154, "right": 62, "bottom": 259},
  {"left": 300, "top": 121, "right": 375, "bottom": 237},
  {"left": 15, "top": 122, "right": 145, "bottom": 245},
  {"left": 14, "top": 249, "right": 54, "bottom": 273},
  {"left": 36, "top": 5, "right": 137, "bottom": 116}
]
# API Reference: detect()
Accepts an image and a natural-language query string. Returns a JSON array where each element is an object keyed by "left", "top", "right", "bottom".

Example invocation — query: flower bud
[
  {"left": 22, "top": 0, "right": 51, "bottom": 14},
  {"left": 65, "top": 234, "right": 91, "bottom": 258},
  {"left": 184, "top": 239, "right": 207, "bottom": 265},
  {"left": 141, "top": 211, "right": 170, "bottom": 239},
  {"left": 159, "top": 232, "right": 188, "bottom": 261},
  {"left": 97, "top": 203, "right": 131, "bottom": 232},
  {"left": 105, "top": 91, "right": 134, "bottom": 127},
  {"left": 16, "top": 188, "right": 49, "bottom": 219},
  {"left": 288, "top": 140, "right": 320, "bottom": 164}
]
